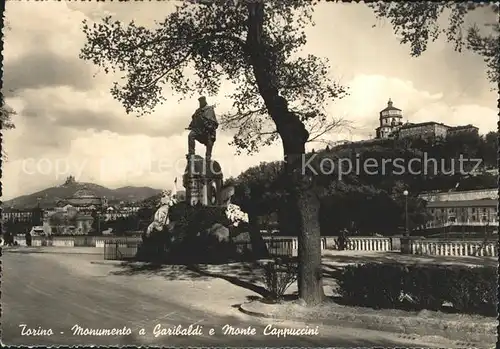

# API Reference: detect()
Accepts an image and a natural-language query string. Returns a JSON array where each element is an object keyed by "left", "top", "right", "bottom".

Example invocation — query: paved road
[{"left": 2, "top": 250, "right": 468, "bottom": 347}]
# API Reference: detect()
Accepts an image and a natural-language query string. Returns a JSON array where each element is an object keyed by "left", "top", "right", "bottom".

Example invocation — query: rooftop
[
  {"left": 448, "top": 124, "right": 479, "bottom": 130},
  {"left": 400, "top": 121, "right": 450, "bottom": 130},
  {"left": 427, "top": 199, "right": 498, "bottom": 208},
  {"left": 380, "top": 98, "right": 401, "bottom": 112},
  {"left": 1, "top": 208, "right": 33, "bottom": 213}
]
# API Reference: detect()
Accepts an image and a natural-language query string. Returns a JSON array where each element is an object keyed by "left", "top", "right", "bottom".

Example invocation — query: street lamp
[{"left": 403, "top": 190, "right": 409, "bottom": 236}]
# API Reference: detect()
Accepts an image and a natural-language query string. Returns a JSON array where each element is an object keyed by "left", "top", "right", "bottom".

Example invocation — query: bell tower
[{"left": 375, "top": 98, "right": 403, "bottom": 139}]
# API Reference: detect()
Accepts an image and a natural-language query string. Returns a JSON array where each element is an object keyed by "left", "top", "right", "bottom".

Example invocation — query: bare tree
[{"left": 1, "top": 96, "right": 16, "bottom": 161}]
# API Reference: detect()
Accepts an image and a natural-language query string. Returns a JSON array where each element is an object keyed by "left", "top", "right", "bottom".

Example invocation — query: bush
[
  {"left": 402, "top": 265, "right": 450, "bottom": 310},
  {"left": 338, "top": 263, "right": 405, "bottom": 308},
  {"left": 262, "top": 258, "right": 298, "bottom": 301},
  {"left": 337, "top": 263, "right": 497, "bottom": 316}
]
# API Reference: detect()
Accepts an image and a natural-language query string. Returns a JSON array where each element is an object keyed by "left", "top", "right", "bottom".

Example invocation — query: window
[
  {"left": 471, "top": 215, "right": 477, "bottom": 221},
  {"left": 472, "top": 208, "right": 476, "bottom": 213}
]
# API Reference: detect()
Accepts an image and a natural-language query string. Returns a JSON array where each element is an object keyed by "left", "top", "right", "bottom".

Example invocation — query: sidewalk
[
  {"left": 2, "top": 246, "right": 103, "bottom": 255},
  {"left": 239, "top": 299, "right": 496, "bottom": 344}
]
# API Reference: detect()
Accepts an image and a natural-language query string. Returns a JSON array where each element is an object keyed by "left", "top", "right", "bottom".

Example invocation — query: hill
[
  {"left": 140, "top": 192, "right": 163, "bottom": 208},
  {"left": 228, "top": 131, "right": 498, "bottom": 235},
  {"left": 2, "top": 178, "right": 162, "bottom": 209}
]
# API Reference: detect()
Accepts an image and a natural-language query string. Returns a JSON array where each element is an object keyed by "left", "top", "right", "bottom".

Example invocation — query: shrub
[
  {"left": 446, "top": 266, "right": 497, "bottom": 316},
  {"left": 402, "top": 265, "right": 450, "bottom": 310},
  {"left": 262, "top": 258, "right": 298, "bottom": 301},
  {"left": 337, "top": 263, "right": 405, "bottom": 308},
  {"left": 337, "top": 263, "right": 497, "bottom": 316}
]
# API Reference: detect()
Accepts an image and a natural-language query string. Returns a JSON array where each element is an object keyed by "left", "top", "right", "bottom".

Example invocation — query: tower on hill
[
  {"left": 375, "top": 98, "right": 403, "bottom": 139},
  {"left": 63, "top": 175, "right": 76, "bottom": 186}
]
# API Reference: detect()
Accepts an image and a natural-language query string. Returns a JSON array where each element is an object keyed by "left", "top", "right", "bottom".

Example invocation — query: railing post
[{"left": 487, "top": 243, "right": 493, "bottom": 256}]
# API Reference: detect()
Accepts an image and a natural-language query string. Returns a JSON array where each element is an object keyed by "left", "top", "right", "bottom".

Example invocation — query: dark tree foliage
[
  {"left": 1, "top": 96, "right": 16, "bottom": 160},
  {"left": 370, "top": 2, "right": 499, "bottom": 86},
  {"left": 234, "top": 134, "right": 497, "bottom": 236},
  {"left": 0, "top": 96, "right": 15, "bottom": 130},
  {"left": 230, "top": 161, "right": 286, "bottom": 216}
]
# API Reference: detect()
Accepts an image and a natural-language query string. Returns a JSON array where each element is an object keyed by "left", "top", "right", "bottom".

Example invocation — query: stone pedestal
[
  {"left": 400, "top": 236, "right": 412, "bottom": 254},
  {"left": 183, "top": 155, "right": 223, "bottom": 207},
  {"left": 390, "top": 236, "right": 402, "bottom": 251}
]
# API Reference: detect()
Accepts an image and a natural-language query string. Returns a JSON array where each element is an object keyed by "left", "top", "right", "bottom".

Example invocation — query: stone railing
[
  {"left": 9, "top": 235, "right": 142, "bottom": 248},
  {"left": 13, "top": 235, "right": 27, "bottom": 246},
  {"left": 411, "top": 239, "right": 498, "bottom": 257},
  {"left": 51, "top": 238, "right": 75, "bottom": 247},
  {"left": 345, "top": 237, "right": 391, "bottom": 252},
  {"left": 263, "top": 236, "right": 392, "bottom": 253},
  {"left": 8, "top": 234, "right": 497, "bottom": 258}
]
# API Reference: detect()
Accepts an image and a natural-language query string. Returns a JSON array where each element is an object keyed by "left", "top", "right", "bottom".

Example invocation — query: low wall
[
  {"left": 265, "top": 235, "right": 497, "bottom": 257},
  {"left": 13, "top": 235, "right": 27, "bottom": 246},
  {"left": 263, "top": 236, "right": 392, "bottom": 253},
  {"left": 9, "top": 234, "right": 497, "bottom": 258},
  {"left": 10, "top": 235, "right": 142, "bottom": 248},
  {"left": 412, "top": 239, "right": 498, "bottom": 257}
]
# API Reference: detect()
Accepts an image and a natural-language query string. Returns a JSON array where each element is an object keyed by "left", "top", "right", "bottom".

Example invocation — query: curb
[
  {"left": 239, "top": 303, "right": 272, "bottom": 319},
  {"left": 238, "top": 301, "right": 495, "bottom": 344},
  {"left": 90, "top": 260, "right": 127, "bottom": 266}
]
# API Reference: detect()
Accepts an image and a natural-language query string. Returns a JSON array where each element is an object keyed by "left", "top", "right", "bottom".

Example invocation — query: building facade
[
  {"left": 103, "top": 204, "right": 142, "bottom": 221},
  {"left": 447, "top": 124, "right": 479, "bottom": 137},
  {"left": 398, "top": 121, "right": 450, "bottom": 140},
  {"left": 2, "top": 208, "right": 33, "bottom": 222},
  {"left": 425, "top": 199, "right": 498, "bottom": 228},
  {"left": 419, "top": 188, "right": 498, "bottom": 202},
  {"left": 375, "top": 99, "right": 403, "bottom": 139},
  {"left": 420, "top": 188, "right": 498, "bottom": 230},
  {"left": 56, "top": 187, "right": 107, "bottom": 214}
]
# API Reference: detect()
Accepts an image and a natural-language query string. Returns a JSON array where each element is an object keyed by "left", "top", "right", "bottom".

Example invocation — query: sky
[{"left": 2, "top": 1, "right": 498, "bottom": 200}]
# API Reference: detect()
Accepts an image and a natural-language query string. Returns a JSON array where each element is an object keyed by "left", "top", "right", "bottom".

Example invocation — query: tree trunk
[
  {"left": 285, "top": 153, "right": 324, "bottom": 305},
  {"left": 247, "top": 212, "right": 269, "bottom": 259},
  {"left": 246, "top": 2, "right": 324, "bottom": 305}
]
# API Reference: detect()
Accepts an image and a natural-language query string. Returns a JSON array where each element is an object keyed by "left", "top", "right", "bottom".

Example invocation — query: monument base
[{"left": 183, "top": 154, "right": 223, "bottom": 207}]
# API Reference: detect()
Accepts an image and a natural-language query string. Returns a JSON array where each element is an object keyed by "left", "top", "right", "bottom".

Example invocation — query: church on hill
[{"left": 375, "top": 99, "right": 478, "bottom": 140}]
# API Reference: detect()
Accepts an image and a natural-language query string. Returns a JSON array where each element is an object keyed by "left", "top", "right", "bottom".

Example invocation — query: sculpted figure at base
[
  {"left": 187, "top": 96, "right": 218, "bottom": 161},
  {"left": 145, "top": 189, "right": 177, "bottom": 238}
]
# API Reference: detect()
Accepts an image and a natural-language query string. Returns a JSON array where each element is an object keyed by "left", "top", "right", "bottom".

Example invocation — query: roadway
[{"left": 2, "top": 249, "right": 471, "bottom": 347}]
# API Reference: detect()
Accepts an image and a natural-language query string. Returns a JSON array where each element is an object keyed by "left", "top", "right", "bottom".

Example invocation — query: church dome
[
  {"left": 67, "top": 186, "right": 102, "bottom": 206},
  {"left": 380, "top": 98, "right": 401, "bottom": 113}
]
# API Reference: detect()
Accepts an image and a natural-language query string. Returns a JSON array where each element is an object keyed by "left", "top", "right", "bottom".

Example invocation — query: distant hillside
[
  {"left": 141, "top": 193, "right": 163, "bottom": 208},
  {"left": 2, "top": 180, "right": 162, "bottom": 209}
]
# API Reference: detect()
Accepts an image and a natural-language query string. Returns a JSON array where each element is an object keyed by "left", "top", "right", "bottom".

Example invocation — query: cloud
[
  {"left": 2, "top": 130, "right": 283, "bottom": 200},
  {"left": 3, "top": 51, "right": 95, "bottom": 93},
  {"left": 325, "top": 74, "right": 497, "bottom": 141}
]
